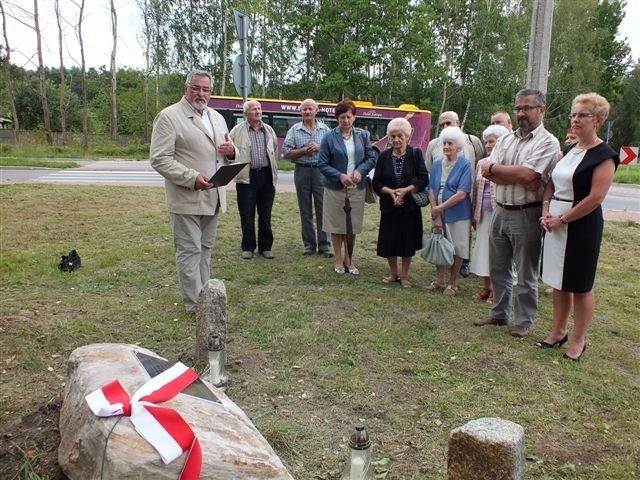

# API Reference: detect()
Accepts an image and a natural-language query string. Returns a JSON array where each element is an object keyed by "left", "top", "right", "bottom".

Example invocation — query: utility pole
[{"left": 526, "top": 0, "right": 555, "bottom": 94}]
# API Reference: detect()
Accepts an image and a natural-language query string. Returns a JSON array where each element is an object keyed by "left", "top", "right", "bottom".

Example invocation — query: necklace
[
  {"left": 575, "top": 138, "right": 602, "bottom": 151},
  {"left": 341, "top": 130, "right": 353, "bottom": 140}
]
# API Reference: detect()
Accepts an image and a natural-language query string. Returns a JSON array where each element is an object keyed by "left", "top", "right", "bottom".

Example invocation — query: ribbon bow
[{"left": 85, "top": 362, "right": 202, "bottom": 480}]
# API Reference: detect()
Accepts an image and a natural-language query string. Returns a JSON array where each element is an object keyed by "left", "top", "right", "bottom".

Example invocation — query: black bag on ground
[{"left": 59, "top": 249, "right": 81, "bottom": 271}]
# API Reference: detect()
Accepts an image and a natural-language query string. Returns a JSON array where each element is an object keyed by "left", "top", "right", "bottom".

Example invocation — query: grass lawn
[{"left": 0, "top": 185, "right": 638, "bottom": 479}]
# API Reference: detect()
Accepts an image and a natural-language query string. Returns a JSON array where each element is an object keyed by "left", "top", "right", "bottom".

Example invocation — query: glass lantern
[
  {"left": 341, "top": 423, "right": 374, "bottom": 480},
  {"left": 207, "top": 334, "right": 228, "bottom": 388}
]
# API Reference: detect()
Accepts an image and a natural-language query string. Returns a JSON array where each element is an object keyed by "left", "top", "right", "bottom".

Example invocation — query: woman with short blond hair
[{"left": 538, "top": 92, "right": 619, "bottom": 361}]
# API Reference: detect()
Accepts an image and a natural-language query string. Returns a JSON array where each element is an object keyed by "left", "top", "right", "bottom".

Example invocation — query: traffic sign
[
  {"left": 232, "top": 54, "right": 251, "bottom": 100},
  {"left": 233, "top": 10, "right": 251, "bottom": 101},
  {"left": 620, "top": 146, "right": 638, "bottom": 165},
  {"left": 234, "top": 10, "right": 249, "bottom": 47}
]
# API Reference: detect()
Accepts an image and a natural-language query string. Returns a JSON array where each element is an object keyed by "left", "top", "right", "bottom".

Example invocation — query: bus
[{"left": 207, "top": 95, "right": 432, "bottom": 156}]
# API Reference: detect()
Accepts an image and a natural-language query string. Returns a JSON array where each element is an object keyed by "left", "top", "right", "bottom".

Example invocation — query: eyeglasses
[
  {"left": 188, "top": 85, "right": 212, "bottom": 94},
  {"left": 569, "top": 112, "right": 595, "bottom": 120},
  {"left": 514, "top": 105, "right": 542, "bottom": 113},
  {"left": 439, "top": 121, "right": 453, "bottom": 127}
]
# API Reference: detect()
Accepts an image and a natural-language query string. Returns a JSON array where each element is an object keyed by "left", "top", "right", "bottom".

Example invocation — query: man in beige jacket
[{"left": 150, "top": 70, "right": 237, "bottom": 313}]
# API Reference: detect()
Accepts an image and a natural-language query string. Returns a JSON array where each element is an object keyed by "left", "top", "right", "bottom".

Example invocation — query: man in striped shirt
[{"left": 474, "top": 88, "right": 561, "bottom": 337}]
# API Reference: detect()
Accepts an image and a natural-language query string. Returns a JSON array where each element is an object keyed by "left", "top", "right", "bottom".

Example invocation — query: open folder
[{"left": 208, "top": 162, "right": 249, "bottom": 187}]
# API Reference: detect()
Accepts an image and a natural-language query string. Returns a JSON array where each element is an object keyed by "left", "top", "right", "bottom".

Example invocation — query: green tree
[
  {"left": 425, "top": 0, "right": 529, "bottom": 136},
  {"left": 546, "top": 0, "right": 630, "bottom": 138},
  {"left": 609, "top": 62, "right": 640, "bottom": 148}
]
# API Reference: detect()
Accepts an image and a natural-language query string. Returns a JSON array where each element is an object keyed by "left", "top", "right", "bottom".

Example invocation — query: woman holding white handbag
[{"left": 426, "top": 127, "right": 473, "bottom": 296}]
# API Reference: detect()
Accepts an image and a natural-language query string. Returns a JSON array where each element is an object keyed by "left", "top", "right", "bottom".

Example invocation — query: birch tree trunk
[
  {"left": 75, "top": 0, "right": 89, "bottom": 151},
  {"left": 109, "top": 0, "right": 118, "bottom": 141},
  {"left": 0, "top": 0, "right": 20, "bottom": 141},
  {"left": 220, "top": 0, "right": 227, "bottom": 95},
  {"left": 54, "top": 0, "right": 67, "bottom": 144},
  {"left": 139, "top": 0, "right": 151, "bottom": 141},
  {"left": 33, "top": 0, "right": 53, "bottom": 144}
]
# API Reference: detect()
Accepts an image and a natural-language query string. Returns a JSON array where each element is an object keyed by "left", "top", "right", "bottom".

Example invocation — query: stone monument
[{"left": 58, "top": 343, "right": 293, "bottom": 480}]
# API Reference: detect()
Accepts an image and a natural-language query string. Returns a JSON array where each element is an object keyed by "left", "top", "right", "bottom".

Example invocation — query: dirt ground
[{"left": 0, "top": 400, "right": 67, "bottom": 479}]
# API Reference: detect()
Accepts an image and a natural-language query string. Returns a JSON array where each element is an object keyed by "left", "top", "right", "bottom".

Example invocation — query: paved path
[{"left": 1, "top": 159, "right": 638, "bottom": 222}]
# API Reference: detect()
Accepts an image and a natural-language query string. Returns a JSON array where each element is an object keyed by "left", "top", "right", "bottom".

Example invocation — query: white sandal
[{"left": 443, "top": 285, "right": 458, "bottom": 296}]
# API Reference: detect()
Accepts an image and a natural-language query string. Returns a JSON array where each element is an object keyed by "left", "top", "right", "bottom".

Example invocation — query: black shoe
[
  {"left": 302, "top": 248, "right": 315, "bottom": 255},
  {"left": 319, "top": 249, "right": 334, "bottom": 258},
  {"left": 460, "top": 262, "right": 470, "bottom": 278},
  {"left": 563, "top": 343, "right": 587, "bottom": 362},
  {"left": 535, "top": 334, "right": 569, "bottom": 349}
]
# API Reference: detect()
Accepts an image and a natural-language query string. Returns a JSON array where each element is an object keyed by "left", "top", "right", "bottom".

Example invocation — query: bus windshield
[{"left": 207, "top": 96, "right": 432, "bottom": 156}]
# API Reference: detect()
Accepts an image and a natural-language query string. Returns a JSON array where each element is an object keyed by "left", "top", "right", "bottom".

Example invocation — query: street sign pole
[{"left": 233, "top": 10, "right": 252, "bottom": 102}]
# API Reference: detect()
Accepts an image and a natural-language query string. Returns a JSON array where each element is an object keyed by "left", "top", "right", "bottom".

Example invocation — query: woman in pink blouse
[{"left": 469, "top": 125, "right": 510, "bottom": 303}]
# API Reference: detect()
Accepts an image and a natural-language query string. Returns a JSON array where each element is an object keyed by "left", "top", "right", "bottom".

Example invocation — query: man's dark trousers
[{"left": 236, "top": 168, "right": 275, "bottom": 253}]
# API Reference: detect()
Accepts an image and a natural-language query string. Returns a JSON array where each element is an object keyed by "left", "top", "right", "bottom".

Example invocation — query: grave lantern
[
  {"left": 341, "top": 422, "right": 374, "bottom": 480},
  {"left": 207, "top": 334, "right": 227, "bottom": 388}
]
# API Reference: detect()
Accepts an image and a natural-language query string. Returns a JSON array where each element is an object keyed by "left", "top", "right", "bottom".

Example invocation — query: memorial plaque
[{"left": 133, "top": 351, "right": 220, "bottom": 403}]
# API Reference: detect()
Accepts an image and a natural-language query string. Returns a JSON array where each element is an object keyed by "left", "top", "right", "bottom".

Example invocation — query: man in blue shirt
[{"left": 283, "top": 99, "right": 332, "bottom": 256}]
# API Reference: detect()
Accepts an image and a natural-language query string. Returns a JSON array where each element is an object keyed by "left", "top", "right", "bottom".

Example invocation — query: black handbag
[
  {"left": 365, "top": 177, "right": 377, "bottom": 204},
  {"left": 59, "top": 249, "right": 81, "bottom": 271},
  {"left": 411, "top": 189, "right": 429, "bottom": 207}
]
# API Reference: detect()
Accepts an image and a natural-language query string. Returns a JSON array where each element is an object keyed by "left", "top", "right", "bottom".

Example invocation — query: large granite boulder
[
  {"left": 58, "top": 343, "right": 293, "bottom": 480},
  {"left": 448, "top": 417, "right": 525, "bottom": 480}
]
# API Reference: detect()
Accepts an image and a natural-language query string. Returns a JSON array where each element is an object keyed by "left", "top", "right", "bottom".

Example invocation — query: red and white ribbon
[{"left": 85, "top": 362, "right": 202, "bottom": 480}]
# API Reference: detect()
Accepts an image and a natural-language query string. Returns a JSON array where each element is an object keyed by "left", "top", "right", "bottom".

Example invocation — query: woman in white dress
[
  {"left": 469, "top": 125, "right": 510, "bottom": 303},
  {"left": 538, "top": 93, "right": 619, "bottom": 361}
]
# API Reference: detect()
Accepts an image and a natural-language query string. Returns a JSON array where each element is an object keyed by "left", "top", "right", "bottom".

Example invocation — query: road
[{"left": 1, "top": 160, "right": 638, "bottom": 220}]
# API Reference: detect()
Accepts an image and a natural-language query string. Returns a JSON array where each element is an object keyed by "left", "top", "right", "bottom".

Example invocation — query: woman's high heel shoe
[
  {"left": 563, "top": 343, "right": 587, "bottom": 362},
  {"left": 535, "top": 334, "right": 569, "bottom": 349}
]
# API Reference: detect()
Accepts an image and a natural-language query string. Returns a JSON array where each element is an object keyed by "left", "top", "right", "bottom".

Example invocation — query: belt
[
  {"left": 250, "top": 167, "right": 270, "bottom": 172},
  {"left": 496, "top": 201, "right": 542, "bottom": 210},
  {"left": 296, "top": 163, "right": 318, "bottom": 168},
  {"left": 551, "top": 195, "right": 573, "bottom": 203}
]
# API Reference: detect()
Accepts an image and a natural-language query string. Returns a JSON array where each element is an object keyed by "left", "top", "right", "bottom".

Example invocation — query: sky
[{"left": 3, "top": 0, "right": 640, "bottom": 71}]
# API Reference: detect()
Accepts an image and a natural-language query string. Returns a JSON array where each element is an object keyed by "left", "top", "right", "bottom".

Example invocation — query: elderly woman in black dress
[
  {"left": 372, "top": 118, "right": 429, "bottom": 288},
  {"left": 538, "top": 93, "right": 619, "bottom": 361}
]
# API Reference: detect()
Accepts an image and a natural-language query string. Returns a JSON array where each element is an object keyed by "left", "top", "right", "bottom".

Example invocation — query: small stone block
[{"left": 447, "top": 417, "right": 525, "bottom": 480}]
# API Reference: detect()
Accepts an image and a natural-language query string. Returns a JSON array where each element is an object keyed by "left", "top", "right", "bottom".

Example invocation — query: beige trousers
[{"left": 170, "top": 213, "right": 219, "bottom": 312}]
